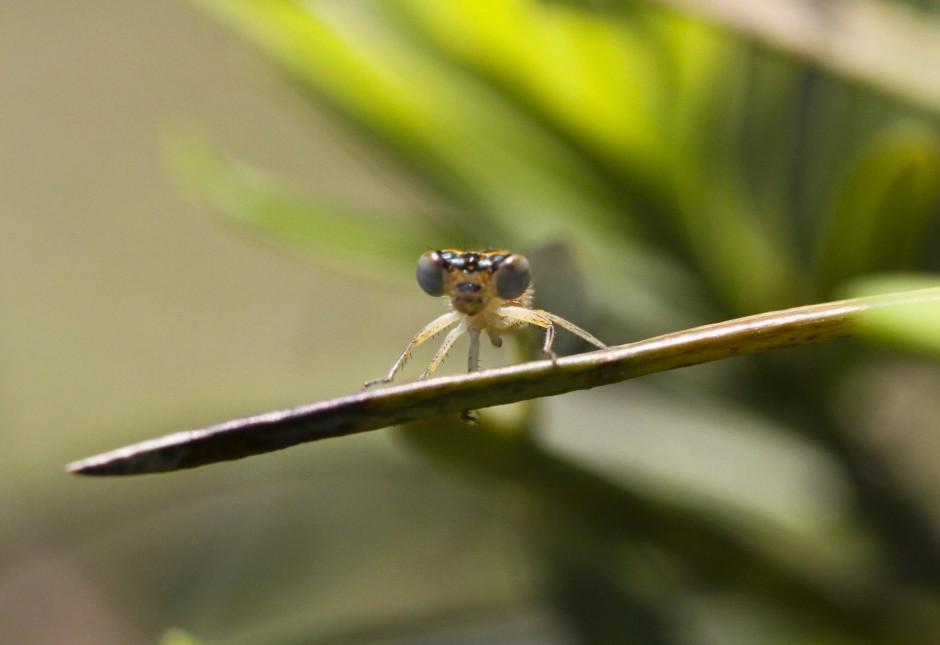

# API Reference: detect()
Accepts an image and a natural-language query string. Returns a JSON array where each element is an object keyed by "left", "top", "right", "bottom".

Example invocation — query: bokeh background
[{"left": 4, "top": 1, "right": 940, "bottom": 643}]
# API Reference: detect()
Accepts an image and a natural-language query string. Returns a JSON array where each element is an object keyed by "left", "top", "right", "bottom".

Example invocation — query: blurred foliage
[
  {"left": 844, "top": 274, "right": 940, "bottom": 358},
  {"left": 177, "top": 0, "right": 940, "bottom": 642},
  {"left": 160, "top": 629, "right": 204, "bottom": 645}
]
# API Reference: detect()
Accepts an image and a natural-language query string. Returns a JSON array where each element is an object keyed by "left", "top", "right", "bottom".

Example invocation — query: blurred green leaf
[
  {"left": 170, "top": 132, "right": 439, "bottom": 276},
  {"left": 816, "top": 123, "right": 940, "bottom": 293},
  {"left": 842, "top": 273, "right": 940, "bottom": 358},
  {"left": 540, "top": 530, "right": 674, "bottom": 644},
  {"left": 680, "top": 174, "right": 802, "bottom": 314},
  {"left": 159, "top": 629, "right": 203, "bottom": 645},
  {"left": 389, "top": 0, "right": 669, "bottom": 184},
  {"left": 644, "top": 0, "right": 940, "bottom": 114},
  {"left": 666, "top": 31, "right": 804, "bottom": 313},
  {"left": 399, "top": 418, "right": 894, "bottom": 643},
  {"left": 188, "top": 0, "right": 632, "bottom": 245}
]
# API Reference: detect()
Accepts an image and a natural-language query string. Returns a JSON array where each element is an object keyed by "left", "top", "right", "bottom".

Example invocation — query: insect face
[{"left": 416, "top": 249, "right": 532, "bottom": 316}]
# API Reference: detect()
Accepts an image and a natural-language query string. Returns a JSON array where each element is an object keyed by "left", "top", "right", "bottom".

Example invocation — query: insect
[{"left": 364, "top": 250, "right": 607, "bottom": 400}]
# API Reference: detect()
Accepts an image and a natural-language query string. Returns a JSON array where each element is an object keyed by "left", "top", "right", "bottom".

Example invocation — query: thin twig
[{"left": 67, "top": 288, "right": 940, "bottom": 475}]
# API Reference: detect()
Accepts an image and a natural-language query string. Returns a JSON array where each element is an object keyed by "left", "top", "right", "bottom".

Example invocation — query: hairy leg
[
  {"left": 500, "top": 306, "right": 607, "bottom": 360},
  {"left": 363, "top": 311, "right": 461, "bottom": 387},
  {"left": 499, "top": 306, "right": 557, "bottom": 360},
  {"left": 541, "top": 311, "right": 607, "bottom": 349},
  {"left": 419, "top": 319, "right": 467, "bottom": 379}
]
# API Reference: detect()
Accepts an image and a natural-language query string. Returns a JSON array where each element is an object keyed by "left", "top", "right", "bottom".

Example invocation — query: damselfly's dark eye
[
  {"left": 494, "top": 254, "right": 531, "bottom": 299},
  {"left": 416, "top": 250, "right": 446, "bottom": 296}
]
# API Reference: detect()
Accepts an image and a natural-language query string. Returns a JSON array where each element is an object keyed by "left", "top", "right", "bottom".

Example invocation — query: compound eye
[
  {"left": 494, "top": 254, "right": 531, "bottom": 299},
  {"left": 416, "top": 250, "right": 446, "bottom": 296}
]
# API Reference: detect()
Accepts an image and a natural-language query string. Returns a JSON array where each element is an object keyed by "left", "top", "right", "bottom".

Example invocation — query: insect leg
[
  {"left": 499, "top": 306, "right": 557, "bottom": 361},
  {"left": 363, "top": 311, "right": 461, "bottom": 387},
  {"left": 540, "top": 311, "right": 607, "bottom": 349},
  {"left": 419, "top": 319, "right": 467, "bottom": 379},
  {"left": 462, "top": 327, "right": 482, "bottom": 424},
  {"left": 541, "top": 316, "right": 556, "bottom": 360},
  {"left": 467, "top": 327, "right": 481, "bottom": 372}
]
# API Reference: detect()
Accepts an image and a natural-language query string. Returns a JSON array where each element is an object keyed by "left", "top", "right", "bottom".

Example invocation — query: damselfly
[{"left": 364, "top": 250, "right": 606, "bottom": 404}]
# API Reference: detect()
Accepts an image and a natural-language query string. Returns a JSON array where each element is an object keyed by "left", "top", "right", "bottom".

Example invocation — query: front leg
[
  {"left": 363, "top": 311, "right": 461, "bottom": 388},
  {"left": 418, "top": 319, "right": 467, "bottom": 379}
]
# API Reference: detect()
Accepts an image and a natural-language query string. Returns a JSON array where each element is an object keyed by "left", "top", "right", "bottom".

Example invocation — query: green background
[{"left": 4, "top": 1, "right": 940, "bottom": 643}]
